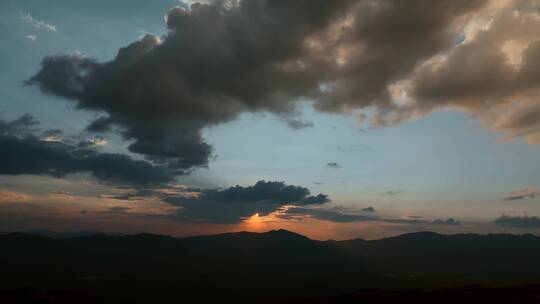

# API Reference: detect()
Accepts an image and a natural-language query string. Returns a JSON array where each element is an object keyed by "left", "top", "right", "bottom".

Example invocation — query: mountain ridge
[
  {"left": 2, "top": 229, "right": 540, "bottom": 303},
  {"left": 5, "top": 228, "right": 539, "bottom": 242}
]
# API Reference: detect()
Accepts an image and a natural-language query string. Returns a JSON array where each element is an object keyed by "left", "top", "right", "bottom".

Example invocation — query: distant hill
[
  {"left": 2, "top": 230, "right": 540, "bottom": 303},
  {"left": 16, "top": 230, "right": 104, "bottom": 239}
]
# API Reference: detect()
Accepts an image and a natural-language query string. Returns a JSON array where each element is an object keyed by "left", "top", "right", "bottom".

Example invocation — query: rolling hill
[{"left": 2, "top": 229, "right": 540, "bottom": 303}]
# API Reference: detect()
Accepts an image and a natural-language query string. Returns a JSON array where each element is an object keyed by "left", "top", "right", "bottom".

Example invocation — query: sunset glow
[{"left": 0, "top": 0, "right": 539, "bottom": 240}]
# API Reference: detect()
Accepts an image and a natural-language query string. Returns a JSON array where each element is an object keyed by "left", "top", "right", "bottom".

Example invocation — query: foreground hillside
[{"left": 2, "top": 230, "right": 540, "bottom": 303}]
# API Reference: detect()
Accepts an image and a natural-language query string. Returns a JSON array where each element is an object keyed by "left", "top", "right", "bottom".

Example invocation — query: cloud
[
  {"left": 163, "top": 180, "right": 330, "bottom": 223},
  {"left": 95, "top": 181, "right": 462, "bottom": 227},
  {"left": 0, "top": 114, "right": 39, "bottom": 136},
  {"left": 27, "top": 0, "right": 488, "bottom": 173},
  {"left": 382, "top": 189, "right": 405, "bottom": 196},
  {"left": 85, "top": 116, "right": 114, "bottom": 133},
  {"left": 77, "top": 137, "right": 108, "bottom": 148},
  {"left": 25, "top": 34, "right": 37, "bottom": 41},
  {"left": 50, "top": 190, "right": 73, "bottom": 197},
  {"left": 326, "top": 162, "right": 340, "bottom": 169},
  {"left": 0, "top": 115, "right": 176, "bottom": 185},
  {"left": 408, "top": 1, "right": 540, "bottom": 144},
  {"left": 298, "top": 193, "right": 331, "bottom": 205},
  {"left": 281, "top": 205, "right": 463, "bottom": 226},
  {"left": 432, "top": 218, "right": 461, "bottom": 226},
  {"left": 283, "top": 206, "right": 376, "bottom": 223},
  {"left": 504, "top": 187, "right": 539, "bottom": 201},
  {"left": 26, "top": 1, "right": 351, "bottom": 171},
  {"left": 361, "top": 206, "right": 375, "bottom": 212},
  {"left": 0, "top": 135, "right": 176, "bottom": 184},
  {"left": 495, "top": 214, "right": 540, "bottom": 228},
  {"left": 283, "top": 117, "right": 314, "bottom": 130},
  {"left": 21, "top": 12, "right": 57, "bottom": 32},
  {"left": 40, "top": 129, "right": 64, "bottom": 142},
  {"left": 109, "top": 206, "right": 131, "bottom": 213},
  {"left": 0, "top": 189, "right": 31, "bottom": 203},
  {"left": 24, "top": 0, "right": 540, "bottom": 180},
  {"left": 311, "top": 0, "right": 486, "bottom": 120},
  {"left": 98, "top": 184, "right": 198, "bottom": 201}
]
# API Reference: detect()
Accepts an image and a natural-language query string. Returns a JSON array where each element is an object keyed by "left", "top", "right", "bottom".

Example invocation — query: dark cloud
[
  {"left": 0, "top": 114, "right": 39, "bottom": 136},
  {"left": 109, "top": 206, "right": 130, "bottom": 213},
  {"left": 27, "top": 0, "right": 353, "bottom": 171},
  {"left": 163, "top": 180, "right": 330, "bottom": 223},
  {"left": 283, "top": 206, "right": 376, "bottom": 223},
  {"left": 432, "top": 218, "right": 461, "bottom": 226},
  {"left": 27, "top": 0, "right": 489, "bottom": 172},
  {"left": 326, "top": 162, "right": 340, "bottom": 169},
  {"left": 495, "top": 214, "right": 540, "bottom": 228},
  {"left": 283, "top": 117, "right": 314, "bottom": 130},
  {"left": 281, "top": 206, "right": 462, "bottom": 226},
  {"left": 361, "top": 206, "right": 375, "bottom": 212},
  {"left": 0, "top": 116, "right": 176, "bottom": 185},
  {"left": 312, "top": 0, "right": 486, "bottom": 123},
  {"left": 202, "top": 180, "right": 325, "bottom": 204},
  {"left": 40, "top": 129, "right": 63, "bottom": 137},
  {"left": 382, "top": 217, "right": 462, "bottom": 226},
  {"left": 299, "top": 193, "right": 330, "bottom": 205},
  {"left": 504, "top": 187, "right": 539, "bottom": 201},
  {"left": 97, "top": 187, "right": 170, "bottom": 201},
  {"left": 98, "top": 181, "right": 464, "bottom": 226},
  {"left": 75, "top": 137, "right": 108, "bottom": 149},
  {"left": 50, "top": 190, "right": 72, "bottom": 196},
  {"left": 86, "top": 116, "right": 114, "bottom": 133},
  {"left": 382, "top": 189, "right": 405, "bottom": 196}
]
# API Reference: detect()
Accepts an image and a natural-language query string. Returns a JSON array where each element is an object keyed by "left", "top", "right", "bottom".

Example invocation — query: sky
[{"left": 1, "top": 0, "right": 540, "bottom": 240}]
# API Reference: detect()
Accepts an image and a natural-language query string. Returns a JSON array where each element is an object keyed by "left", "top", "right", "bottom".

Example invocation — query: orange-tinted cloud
[{"left": 0, "top": 189, "right": 31, "bottom": 203}]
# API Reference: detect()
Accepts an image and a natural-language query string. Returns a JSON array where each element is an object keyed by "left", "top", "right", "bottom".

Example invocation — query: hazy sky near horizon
[{"left": 1, "top": 0, "right": 540, "bottom": 239}]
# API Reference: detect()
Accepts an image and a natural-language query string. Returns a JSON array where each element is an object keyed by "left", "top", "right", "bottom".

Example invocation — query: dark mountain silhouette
[
  {"left": 19, "top": 230, "right": 104, "bottom": 239},
  {"left": 2, "top": 230, "right": 540, "bottom": 303}
]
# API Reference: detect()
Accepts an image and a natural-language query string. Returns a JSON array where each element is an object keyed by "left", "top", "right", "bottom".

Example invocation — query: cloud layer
[
  {"left": 27, "top": 0, "right": 351, "bottom": 171},
  {"left": 28, "top": 0, "right": 512, "bottom": 173},
  {"left": 163, "top": 180, "right": 330, "bottom": 224},
  {"left": 409, "top": 1, "right": 540, "bottom": 144},
  {"left": 495, "top": 214, "right": 540, "bottom": 228},
  {"left": 0, "top": 115, "right": 175, "bottom": 185},
  {"left": 504, "top": 187, "right": 539, "bottom": 201}
]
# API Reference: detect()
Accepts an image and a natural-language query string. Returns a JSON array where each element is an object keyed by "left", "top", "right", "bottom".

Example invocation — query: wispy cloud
[
  {"left": 24, "top": 34, "right": 37, "bottom": 41},
  {"left": 326, "top": 162, "right": 340, "bottom": 169},
  {"left": 280, "top": 205, "right": 461, "bottom": 227},
  {"left": 0, "top": 189, "right": 31, "bottom": 203},
  {"left": 109, "top": 206, "right": 131, "bottom": 213},
  {"left": 283, "top": 117, "right": 314, "bottom": 130},
  {"left": 50, "top": 190, "right": 73, "bottom": 197},
  {"left": 504, "top": 187, "right": 539, "bottom": 201},
  {"left": 21, "top": 12, "right": 57, "bottom": 32},
  {"left": 382, "top": 189, "right": 406, "bottom": 196}
]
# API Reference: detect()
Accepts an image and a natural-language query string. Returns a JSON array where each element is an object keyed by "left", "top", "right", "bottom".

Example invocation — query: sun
[
  {"left": 247, "top": 213, "right": 262, "bottom": 223},
  {"left": 243, "top": 213, "right": 266, "bottom": 229}
]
